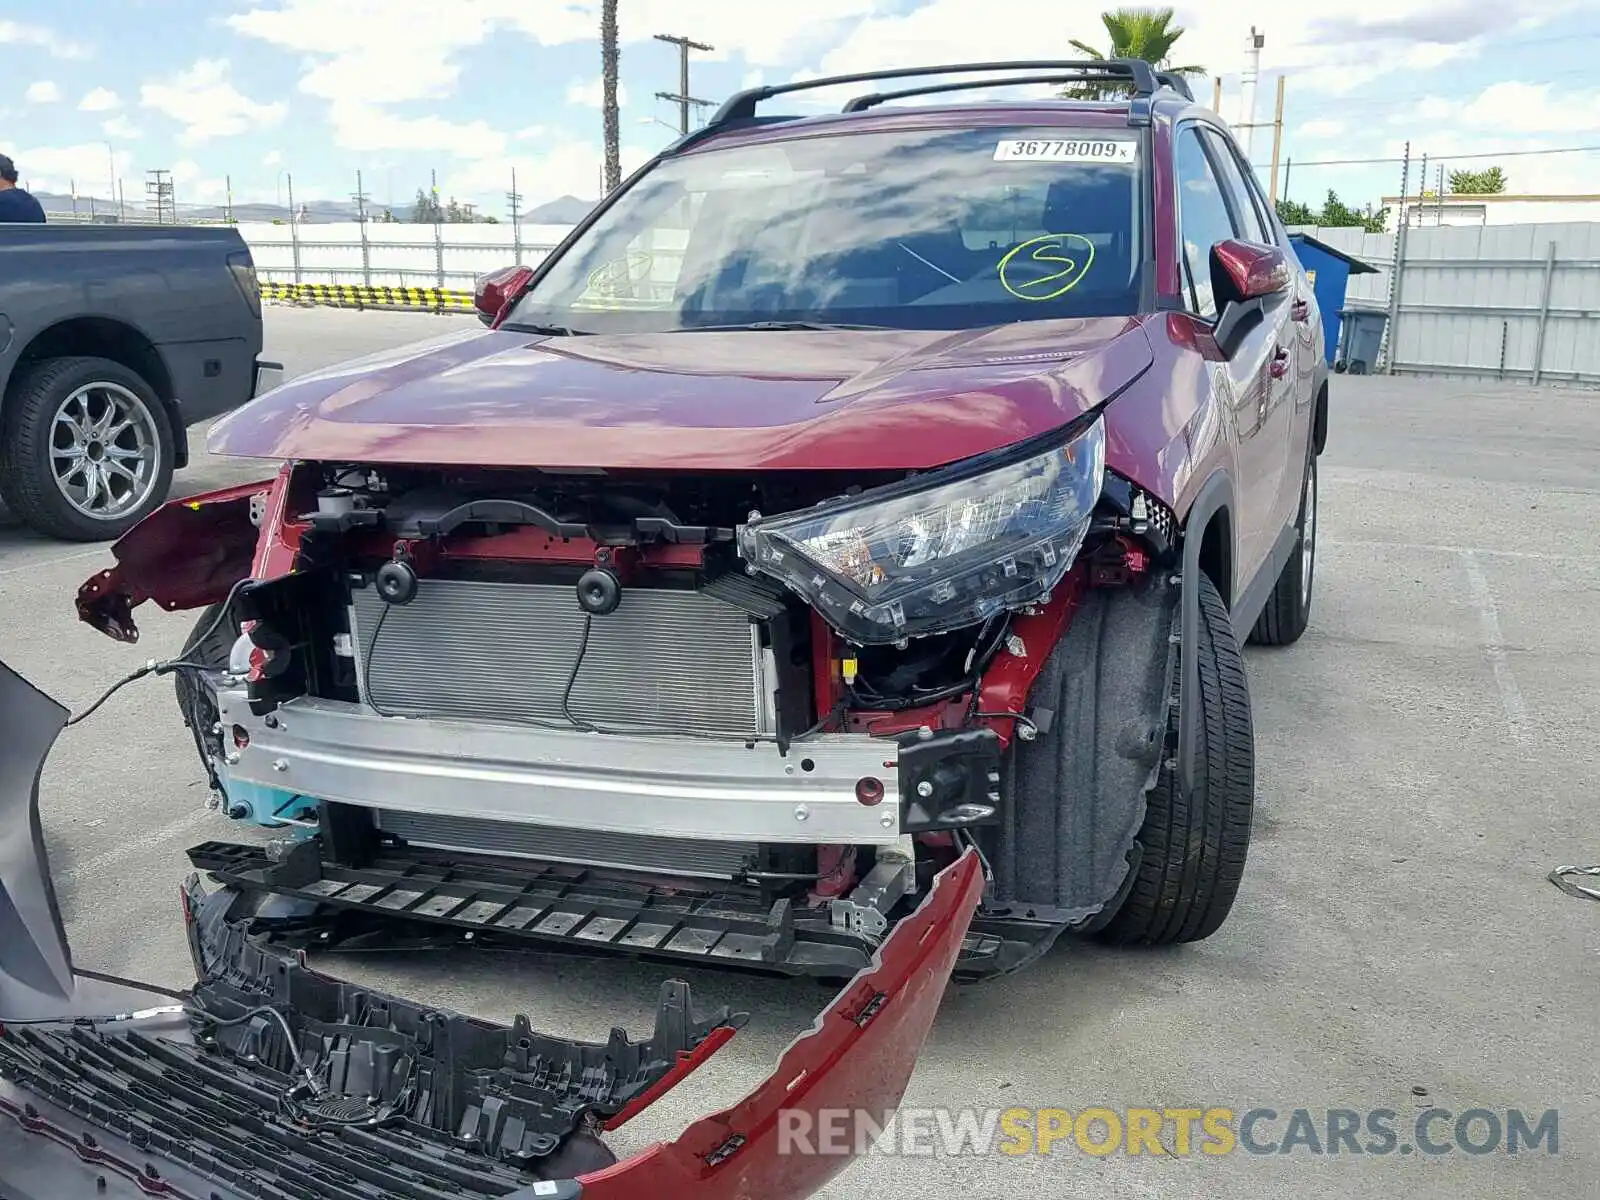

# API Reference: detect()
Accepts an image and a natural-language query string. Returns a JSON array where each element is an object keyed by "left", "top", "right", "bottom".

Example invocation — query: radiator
[
  {"left": 349, "top": 579, "right": 762, "bottom": 736},
  {"left": 375, "top": 809, "right": 757, "bottom": 879}
]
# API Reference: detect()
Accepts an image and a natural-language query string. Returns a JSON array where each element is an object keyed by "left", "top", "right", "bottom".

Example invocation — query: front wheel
[
  {"left": 1097, "top": 572, "right": 1255, "bottom": 946},
  {"left": 0, "top": 356, "right": 175, "bottom": 541}
]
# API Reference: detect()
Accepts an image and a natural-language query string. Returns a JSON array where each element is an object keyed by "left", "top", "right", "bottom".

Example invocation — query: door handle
[
  {"left": 1269, "top": 347, "right": 1291, "bottom": 379},
  {"left": 1291, "top": 299, "right": 1310, "bottom": 323}
]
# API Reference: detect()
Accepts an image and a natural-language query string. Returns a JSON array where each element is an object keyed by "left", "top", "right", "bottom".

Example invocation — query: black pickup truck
[{"left": 0, "top": 224, "right": 278, "bottom": 540}]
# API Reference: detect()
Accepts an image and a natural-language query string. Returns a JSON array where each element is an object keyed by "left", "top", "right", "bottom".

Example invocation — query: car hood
[{"left": 208, "top": 318, "right": 1153, "bottom": 471}]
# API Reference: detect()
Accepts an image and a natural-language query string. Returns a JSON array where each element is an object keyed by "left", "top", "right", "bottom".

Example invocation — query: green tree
[
  {"left": 1279, "top": 189, "right": 1388, "bottom": 233},
  {"left": 1275, "top": 197, "right": 1316, "bottom": 226},
  {"left": 1064, "top": 8, "right": 1204, "bottom": 98},
  {"left": 1449, "top": 166, "right": 1506, "bottom": 194},
  {"left": 411, "top": 188, "right": 442, "bottom": 224}
]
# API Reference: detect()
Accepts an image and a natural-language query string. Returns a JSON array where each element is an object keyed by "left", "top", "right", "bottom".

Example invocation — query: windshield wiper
[
  {"left": 673, "top": 320, "right": 896, "bottom": 333},
  {"left": 501, "top": 322, "right": 592, "bottom": 336}
]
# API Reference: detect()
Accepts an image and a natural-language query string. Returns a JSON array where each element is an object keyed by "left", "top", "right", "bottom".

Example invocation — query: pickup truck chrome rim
[
  {"left": 50, "top": 383, "right": 161, "bottom": 520},
  {"left": 1301, "top": 460, "right": 1317, "bottom": 599}
]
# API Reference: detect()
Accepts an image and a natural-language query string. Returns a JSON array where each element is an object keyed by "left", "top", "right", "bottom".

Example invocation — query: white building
[{"left": 1383, "top": 193, "right": 1600, "bottom": 230}]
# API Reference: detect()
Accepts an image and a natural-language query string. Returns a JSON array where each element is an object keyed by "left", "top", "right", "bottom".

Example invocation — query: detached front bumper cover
[{"left": 0, "top": 657, "right": 984, "bottom": 1200}]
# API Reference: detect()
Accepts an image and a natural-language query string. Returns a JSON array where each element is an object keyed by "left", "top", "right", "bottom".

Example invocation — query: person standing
[{"left": 0, "top": 155, "right": 47, "bottom": 223}]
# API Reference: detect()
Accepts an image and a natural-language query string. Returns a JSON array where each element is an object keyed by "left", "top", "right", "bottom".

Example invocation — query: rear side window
[
  {"left": 1200, "top": 128, "right": 1271, "bottom": 245},
  {"left": 1174, "top": 127, "right": 1239, "bottom": 318}
]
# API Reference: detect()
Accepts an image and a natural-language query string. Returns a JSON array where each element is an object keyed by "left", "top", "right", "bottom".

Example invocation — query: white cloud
[
  {"left": 140, "top": 59, "right": 287, "bottom": 144},
  {"left": 226, "top": 0, "right": 881, "bottom": 160},
  {"left": 25, "top": 80, "right": 60, "bottom": 104},
  {"left": 0, "top": 19, "right": 88, "bottom": 59},
  {"left": 101, "top": 115, "right": 141, "bottom": 140},
  {"left": 1457, "top": 81, "right": 1600, "bottom": 135},
  {"left": 322, "top": 101, "right": 507, "bottom": 158},
  {"left": 7, "top": 143, "right": 132, "bottom": 196},
  {"left": 263, "top": 149, "right": 283, "bottom": 166},
  {"left": 1297, "top": 119, "right": 1345, "bottom": 140},
  {"left": 566, "top": 77, "right": 629, "bottom": 108},
  {"left": 171, "top": 159, "right": 229, "bottom": 204},
  {"left": 441, "top": 140, "right": 654, "bottom": 208},
  {"left": 515, "top": 125, "right": 547, "bottom": 141},
  {"left": 78, "top": 87, "right": 120, "bottom": 112}
]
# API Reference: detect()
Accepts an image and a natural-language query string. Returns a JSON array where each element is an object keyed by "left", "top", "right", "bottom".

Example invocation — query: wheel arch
[
  {"left": 1178, "top": 469, "right": 1236, "bottom": 799},
  {"left": 6, "top": 317, "right": 185, "bottom": 468},
  {"left": 1313, "top": 378, "right": 1329, "bottom": 455}
]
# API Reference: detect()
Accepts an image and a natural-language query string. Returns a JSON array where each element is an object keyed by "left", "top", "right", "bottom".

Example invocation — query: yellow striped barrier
[{"left": 260, "top": 282, "right": 476, "bottom": 312}]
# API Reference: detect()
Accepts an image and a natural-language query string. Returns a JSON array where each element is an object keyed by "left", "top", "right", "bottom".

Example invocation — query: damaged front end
[
  {"left": 0, "top": 657, "right": 983, "bottom": 1200},
  {"left": 75, "top": 410, "right": 1180, "bottom": 981}
]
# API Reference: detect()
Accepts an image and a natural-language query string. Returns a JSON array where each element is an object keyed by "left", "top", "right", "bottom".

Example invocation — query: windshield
[{"left": 507, "top": 125, "right": 1145, "bottom": 334}]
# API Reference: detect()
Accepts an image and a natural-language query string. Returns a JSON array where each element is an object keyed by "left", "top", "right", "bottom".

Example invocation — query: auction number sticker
[{"left": 993, "top": 138, "right": 1137, "bottom": 164}]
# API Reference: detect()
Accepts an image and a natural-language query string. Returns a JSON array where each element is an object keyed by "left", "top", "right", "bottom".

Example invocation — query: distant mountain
[
  {"left": 523, "top": 195, "right": 594, "bottom": 224},
  {"left": 31, "top": 187, "right": 588, "bottom": 225}
]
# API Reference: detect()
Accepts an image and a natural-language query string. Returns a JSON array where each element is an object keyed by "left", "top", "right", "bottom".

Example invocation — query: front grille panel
[
  {"left": 375, "top": 809, "right": 757, "bottom": 878},
  {"left": 350, "top": 579, "right": 760, "bottom": 735}
]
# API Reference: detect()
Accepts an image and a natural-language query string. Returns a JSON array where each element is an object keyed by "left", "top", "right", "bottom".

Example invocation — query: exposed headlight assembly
[{"left": 737, "top": 418, "right": 1105, "bottom": 644}]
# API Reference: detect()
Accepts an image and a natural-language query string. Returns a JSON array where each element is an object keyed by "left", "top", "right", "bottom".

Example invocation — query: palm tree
[
  {"left": 1064, "top": 7, "right": 1204, "bottom": 98},
  {"left": 600, "top": 0, "right": 621, "bottom": 193}
]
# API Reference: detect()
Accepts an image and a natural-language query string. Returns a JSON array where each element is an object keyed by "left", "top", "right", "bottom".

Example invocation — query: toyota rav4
[{"left": 79, "top": 60, "right": 1324, "bottom": 997}]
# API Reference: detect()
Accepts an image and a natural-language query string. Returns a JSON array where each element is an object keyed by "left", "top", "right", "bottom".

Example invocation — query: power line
[{"left": 1252, "top": 142, "right": 1600, "bottom": 170}]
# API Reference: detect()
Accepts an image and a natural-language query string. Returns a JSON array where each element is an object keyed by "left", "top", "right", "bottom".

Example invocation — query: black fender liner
[
  {"left": 1179, "top": 470, "right": 1235, "bottom": 798},
  {"left": 991, "top": 573, "right": 1179, "bottom": 924}
]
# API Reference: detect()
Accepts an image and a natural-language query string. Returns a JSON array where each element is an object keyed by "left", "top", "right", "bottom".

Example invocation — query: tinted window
[
  {"left": 1201, "top": 129, "right": 1270, "bottom": 244},
  {"left": 1175, "top": 127, "right": 1240, "bottom": 318},
  {"left": 509, "top": 127, "right": 1145, "bottom": 333}
]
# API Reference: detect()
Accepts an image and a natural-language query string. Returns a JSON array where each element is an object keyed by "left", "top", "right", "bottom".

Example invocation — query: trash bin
[{"left": 1335, "top": 309, "right": 1389, "bottom": 376}]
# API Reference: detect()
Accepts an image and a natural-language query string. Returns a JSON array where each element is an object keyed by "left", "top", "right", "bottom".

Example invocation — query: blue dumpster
[
  {"left": 1287, "top": 233, "right": 1381, "bottom": 366},
  {"left": 1336, "top": 308, "right": 1389, "bottom": 375}
]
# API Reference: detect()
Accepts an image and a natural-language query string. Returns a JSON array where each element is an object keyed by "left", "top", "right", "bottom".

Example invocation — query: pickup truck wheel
[
  {"left": 1248, "top": 451, "right": 1316, "bottom": 647},
  {"left": 1097, "top": 571, "right": 1255, "bottom": 946},
  {"left": 0, "top": 356, "right": 174, "bottom": 541}
]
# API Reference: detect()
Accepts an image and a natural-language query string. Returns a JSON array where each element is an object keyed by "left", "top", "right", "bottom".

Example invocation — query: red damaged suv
[{"left": 49, "top": 61, "right": 1324, "bottom": 1199}]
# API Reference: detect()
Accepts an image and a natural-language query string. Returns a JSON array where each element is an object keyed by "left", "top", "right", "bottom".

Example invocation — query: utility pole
[
  {"left": 1267, "top": 75, "right": 1286, "bottom": 206},
  {"left": 1382, "top": 141, "right": 1410, "bottom": 375},
  {"left": 350, "top": 169, "right": 370, "bottom": 223},
  {"left": 145, "top": 169, "right": 174, "bottom": 225},
  {"left": 507, "top": 168, "right": 524, "bottom": 264},
  {"left": 1420, "top": 151, "right": 1433, "bottom": 232},
  {"left": 1238, "top": 27, "right": 1264, "bottom": 155},
  {"left": 1211, "top": 75, "right": 1222, "bottom": 112},
  {"left": 653, "top": 32, "right": 715, "bottom": 134},
  {"left": 353, "top": 168, "right": 372, "bottom": 287}
]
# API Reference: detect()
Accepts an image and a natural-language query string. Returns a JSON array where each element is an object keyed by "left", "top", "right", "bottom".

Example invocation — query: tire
[
  {"left": 0, "top": 356, "right": 175, "bottom": 541},
  {"left": 1248, "top": 451, "right": 1317, "bottom": 647},
  {"left": 1097, "top": 572, "right": 1255, "bottom": 946},
  {"left": 174, "top": 602, "right": 241, "bottom": 789}
]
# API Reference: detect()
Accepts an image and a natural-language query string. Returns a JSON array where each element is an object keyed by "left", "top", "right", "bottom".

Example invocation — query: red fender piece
[
  {"left": 74, "top": 478, "right": 278, "bottom": 643},
  {"left": 577, "top": 849, "right": 984, "bottom": 1200}
]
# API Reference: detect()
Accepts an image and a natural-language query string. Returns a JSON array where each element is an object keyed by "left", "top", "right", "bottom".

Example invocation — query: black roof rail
[
  {"left": 842, "top": 69, "right": 1162, "bottom": 114},
  {"left": 1155, "top": 71, "right": 1195, "bottom": 101},
  {"left": 710, "top": 59, "right": 1161, "bottom": 126}
]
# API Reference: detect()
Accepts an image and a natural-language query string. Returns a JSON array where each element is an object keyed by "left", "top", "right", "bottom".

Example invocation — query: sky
[{"left": 2, "top": 0, "right": 1598, "bottom": 217}]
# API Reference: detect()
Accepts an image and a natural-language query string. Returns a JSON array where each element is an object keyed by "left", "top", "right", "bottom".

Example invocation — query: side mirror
[
  {"left": 1211, "top": 239, "right": 1289, "bottom": 306},
  {"left": 1210, "top": 239, "right": 1288, "bottom": 358},
  {"left": 474, "top": 264, "right": 534, "bottom": 326}
]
